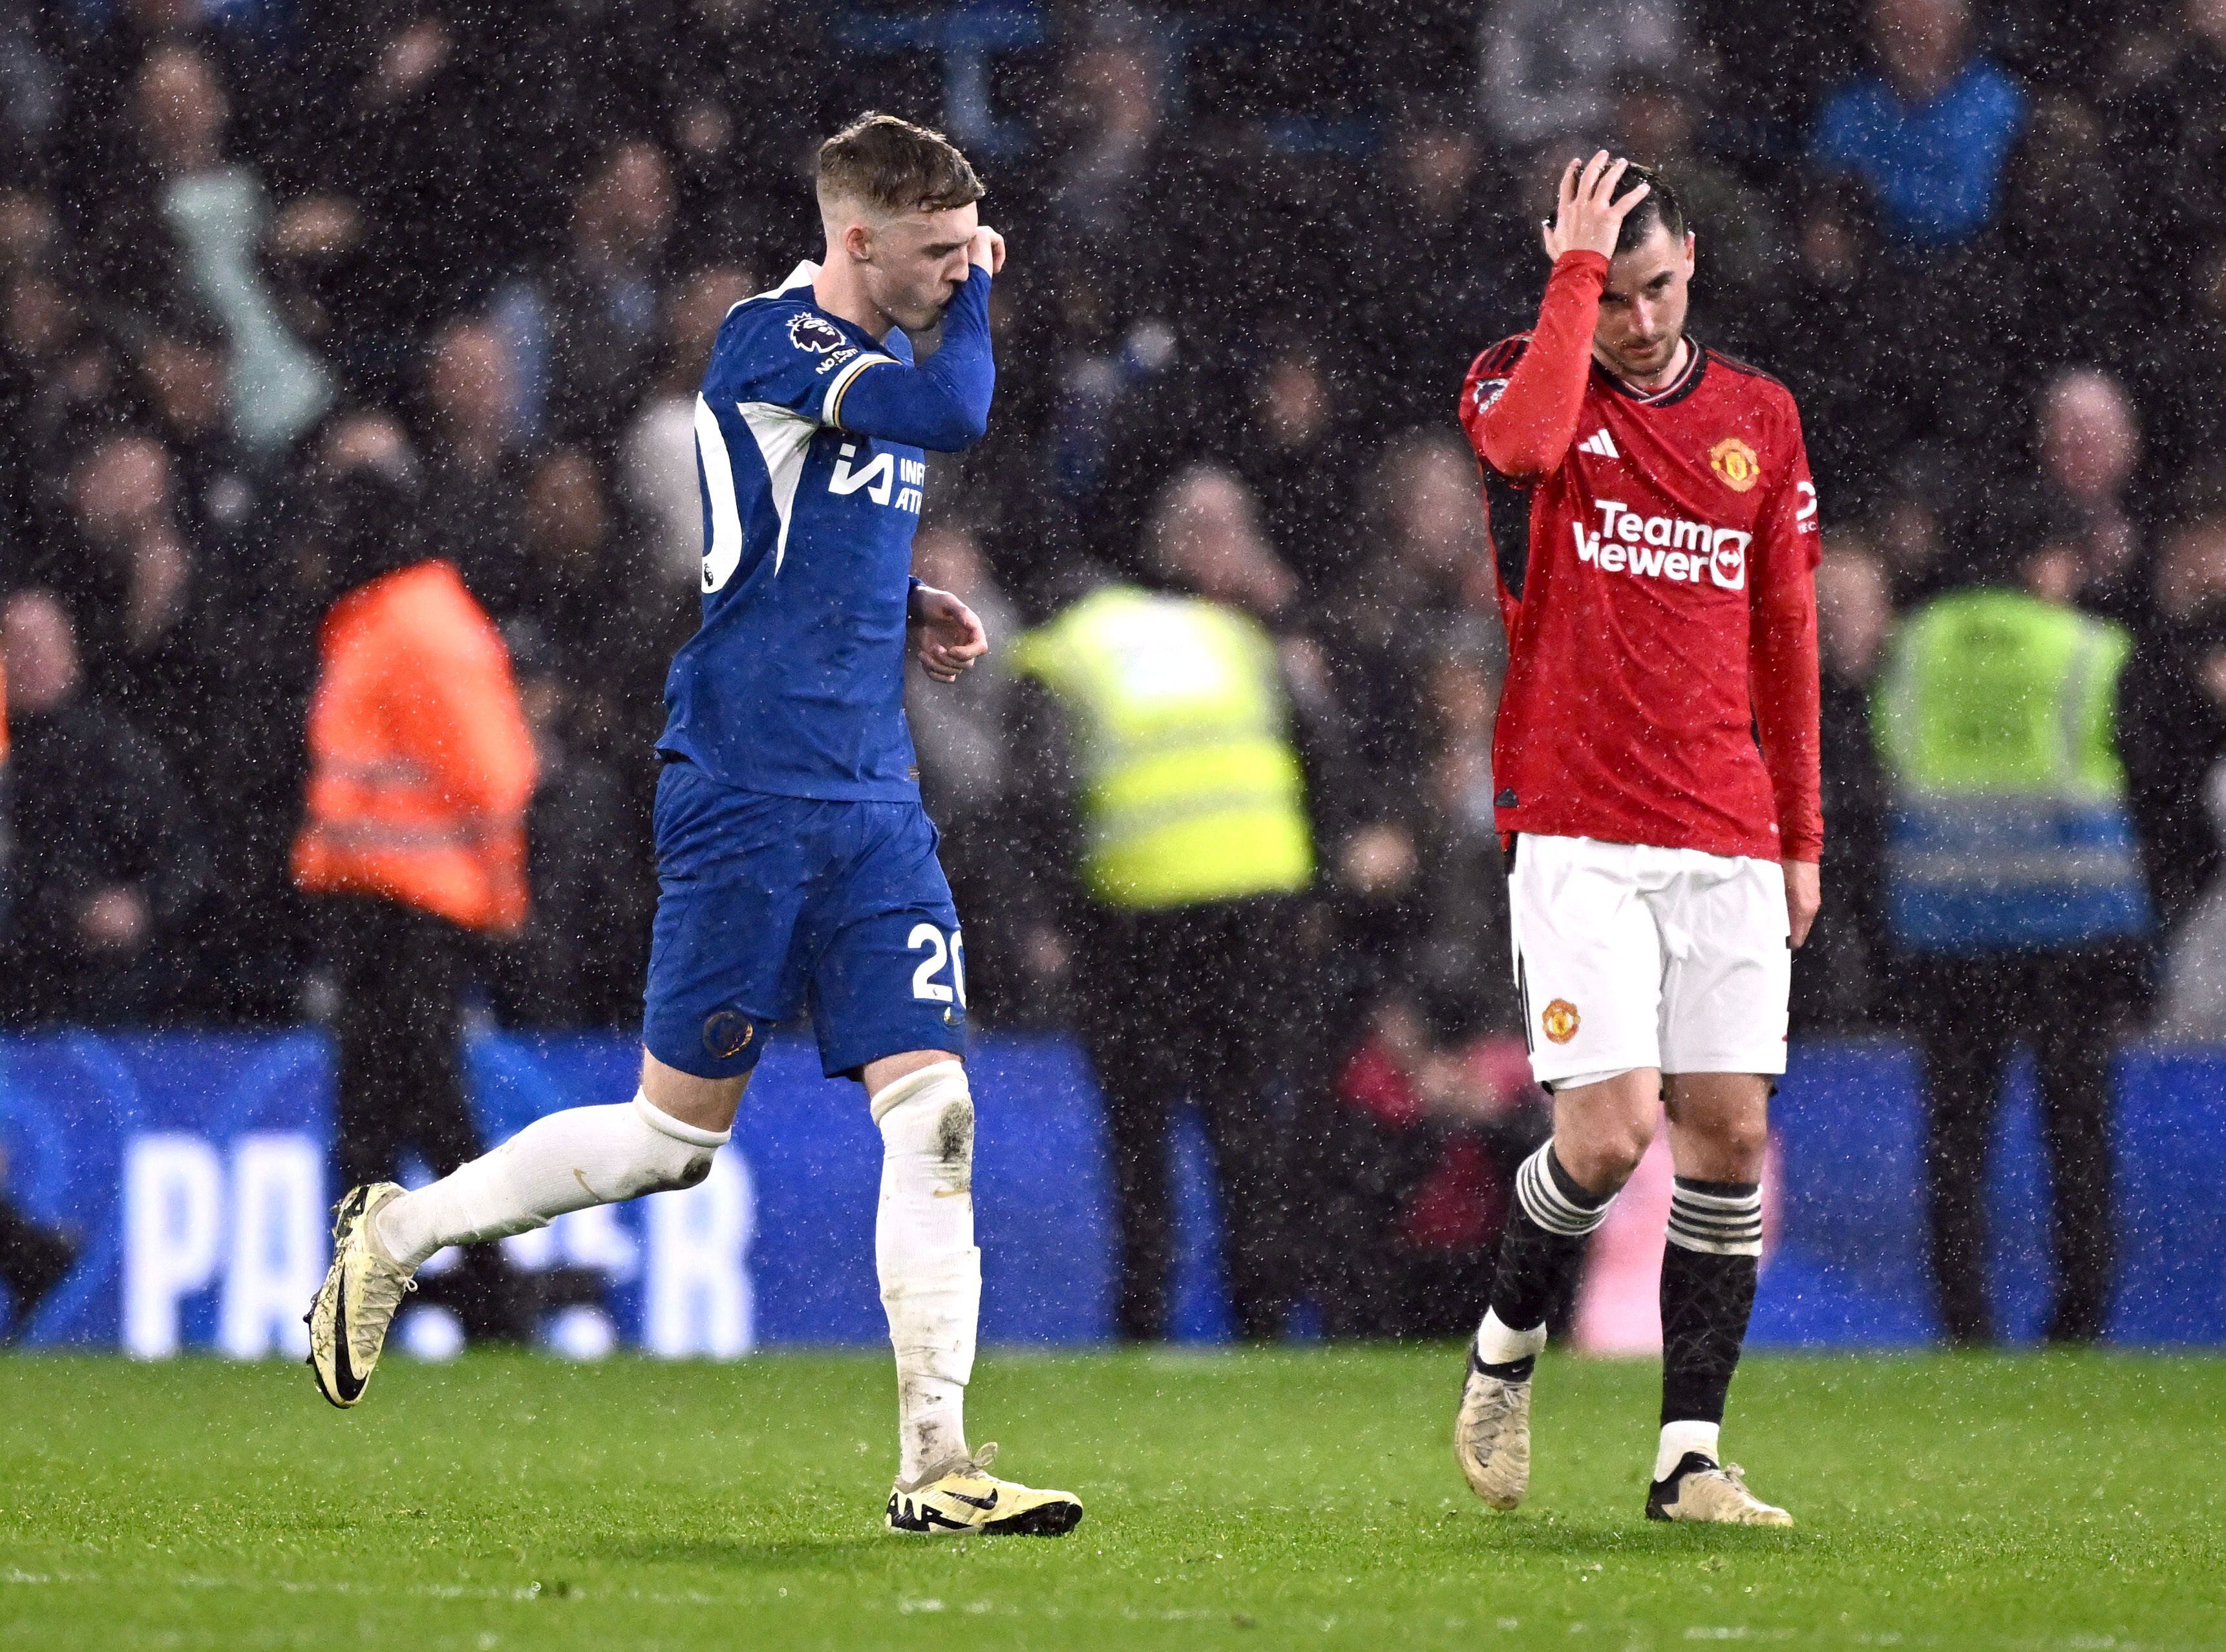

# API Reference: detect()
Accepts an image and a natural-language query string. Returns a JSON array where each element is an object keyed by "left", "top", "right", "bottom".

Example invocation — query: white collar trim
[{"left": 727, "top": 260, "right": 823, "bottom": 320}]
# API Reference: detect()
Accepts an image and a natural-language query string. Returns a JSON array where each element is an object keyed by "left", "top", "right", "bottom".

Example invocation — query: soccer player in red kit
[{"left": 1450, "top": 154, "right": 1821, "bottom": 1525}]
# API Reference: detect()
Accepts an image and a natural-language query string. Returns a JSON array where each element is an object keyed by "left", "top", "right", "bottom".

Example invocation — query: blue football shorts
[{"left": 641, "top": 760, "right": 968, "bottom": 1081}]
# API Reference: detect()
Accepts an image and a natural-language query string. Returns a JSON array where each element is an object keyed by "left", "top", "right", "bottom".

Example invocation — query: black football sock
[
  {"left": 1659, "top": 1177, "right": 1763, "bottom": 1443},
  {"left": 1472, "top": 1143, "right": 1615, "bottom": 1381}
]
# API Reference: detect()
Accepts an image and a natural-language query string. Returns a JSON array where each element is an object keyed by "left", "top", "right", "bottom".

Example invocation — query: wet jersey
[
  {"left": 659, "top": 259, "right": 994, "bottom": 800},
  {"left": 1458, "top": 249, "right": 1822, "bottom": 863}
]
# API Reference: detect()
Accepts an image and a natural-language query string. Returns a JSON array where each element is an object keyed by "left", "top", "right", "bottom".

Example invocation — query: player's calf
[
  {"left": 372, "top": 1092, "right": 730, "bottom": 1271},
  {"left": 873, "top": 1061, "right": 982, "bottom": 1486},
  {"left": 1651, "top": 1175, "right": 1766, "bottom": 1520},
  {"left": 306, "top": 1092, "right": 730, "bottom": 1409},
  {"left": 867, "top": 1062, "right": 1079, "bottom": 1536},
  {"left": 1454, "top": 1141, "right": 1619, "bottom": 1509}
]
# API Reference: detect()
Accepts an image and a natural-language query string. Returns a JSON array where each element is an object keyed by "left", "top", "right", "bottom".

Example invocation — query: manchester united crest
[
  {"left": 1710, "top": 436, "right": 1761, "bottom": 493},
  {"left": 1541, "top": 999, "right": 1580, "bottom": 1045}
]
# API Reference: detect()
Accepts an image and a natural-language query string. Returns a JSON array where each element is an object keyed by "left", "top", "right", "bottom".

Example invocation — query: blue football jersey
[{"left": 660, "top": 260, "right": 989, "bottom": 800}]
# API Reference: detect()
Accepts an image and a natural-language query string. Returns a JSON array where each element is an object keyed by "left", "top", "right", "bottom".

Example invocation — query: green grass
[{"left": 1, "top": 1349, "right": 2221, "bottom": 1650}]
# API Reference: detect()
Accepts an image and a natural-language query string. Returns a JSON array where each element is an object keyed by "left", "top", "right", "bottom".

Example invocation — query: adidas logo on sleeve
[{"left": 1578, "top": 429, "right": 1620, "bottom": 459}]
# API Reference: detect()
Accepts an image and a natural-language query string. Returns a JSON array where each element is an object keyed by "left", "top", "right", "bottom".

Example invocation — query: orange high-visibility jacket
[{"left": 292, "top": 560, "right": 538, "bottom": 933}]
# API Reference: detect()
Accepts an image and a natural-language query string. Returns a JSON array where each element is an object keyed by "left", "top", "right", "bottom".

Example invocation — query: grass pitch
[{"left": 1, "top": 1348, "right": 2221, "bottom": 1650}]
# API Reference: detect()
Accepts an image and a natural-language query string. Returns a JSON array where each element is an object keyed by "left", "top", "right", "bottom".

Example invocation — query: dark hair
[
  {"left": 816, "top": 112, "right": 983, "bottom": 217},
  {"left": 1615, "top": 162, "right": 1686, "bottom": 255}
]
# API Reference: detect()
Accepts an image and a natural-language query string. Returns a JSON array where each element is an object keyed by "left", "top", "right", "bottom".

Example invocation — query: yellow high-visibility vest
[
  {"left": 1872, "top": 587, "right": 2149, "bottom": 951},
  {"left": 1012, "top": 586, "right": 1314, "bottom": 911}
]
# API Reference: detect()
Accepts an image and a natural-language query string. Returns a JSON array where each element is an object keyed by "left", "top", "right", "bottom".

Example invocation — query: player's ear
[
  {"left": 1681, "top": 231, "right": 1697, "bottom": 273},
  {"left": 839, "top": 217, "right": 875, "bottom": 266}
]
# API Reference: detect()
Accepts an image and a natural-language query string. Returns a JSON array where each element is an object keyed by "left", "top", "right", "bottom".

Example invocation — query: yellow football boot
[
  {"left": 884, "top": 1443, "right": 1083, "bottom": 1536},
  {"left": 305, "top": 1183, "right": 417, "bottom": 1408}
]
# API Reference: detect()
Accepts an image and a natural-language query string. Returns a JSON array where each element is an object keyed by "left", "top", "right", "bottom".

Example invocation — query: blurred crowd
[{"left": 7, "top": 0, "right": 2226, "bottom": 1333}]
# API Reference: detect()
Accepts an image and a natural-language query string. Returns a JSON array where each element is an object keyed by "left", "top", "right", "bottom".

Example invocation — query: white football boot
[
  {"left": 1646, "top": 1453, "right": 1794, "bottom": 1526},
  {"left": 1454, "top": 1346, "right": 1534, "bottom": 1510}
]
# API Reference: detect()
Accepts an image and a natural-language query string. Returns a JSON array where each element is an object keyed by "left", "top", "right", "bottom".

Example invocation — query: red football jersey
[{"left": 1458, "top": 251, "right": 1822, "bottom": 864}]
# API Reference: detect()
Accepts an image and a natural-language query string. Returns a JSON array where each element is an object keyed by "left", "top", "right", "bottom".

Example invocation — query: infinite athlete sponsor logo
[
  {"left": 1541, "top": 999, "right": 1581, "bottom": 1044},
  {"left": 787, "top": 312, "right": 849, "bottom": 354},
  {"left": 829, "top": 441, "right": 925, "bottom": 514},
  {"left": 1572, "top": 498, "right": 1749, "bottom": 591}
]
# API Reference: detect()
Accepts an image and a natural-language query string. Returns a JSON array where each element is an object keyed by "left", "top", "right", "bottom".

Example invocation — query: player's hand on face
[
  {"left": 1540, "top": 150, "right": 1651, "bottom": 262},
  {"left": 908, "top": 583, "right": 989, "bottom": 682},
  {"left": 1783, "top": 859, "right": 1821, "bottom": 949},
  {"left": 968, "top": 225, "right": 1005, "bottom": 277}
]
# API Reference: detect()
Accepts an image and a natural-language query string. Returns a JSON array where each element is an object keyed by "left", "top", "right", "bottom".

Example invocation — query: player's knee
[
  {"left": 905, "top": 1089, "right": 975, "bottom": 1200},
  {"left": 621, "top": 1092, "right": 729, "bottom": 1198},
  {"left": 1691, "top": 1114, "right": 1768, "bottom": 1180},
  {"left": 1563, "top": 1116, "right": 1655, "bottom": 1194},
  {"left": 1597, "top": 1134, "right": 1653, "bottom": 1192},
  {"left": 624, "top": 1145, "right": 717, "bottom": 1199},
  {"left": 874, "top": 1063, "right": 974, "bottom": 1196},
  {"left": 604, "top": 1139, "right": 717, "bottom": 1201},
  {"left": 928, "top": 1090, "right": 975, "bottom": 1192}
]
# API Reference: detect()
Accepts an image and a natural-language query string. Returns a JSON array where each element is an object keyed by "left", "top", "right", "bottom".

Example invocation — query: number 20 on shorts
[{"left": 908, "top": 924, "right": 967, "bottom": 1007}]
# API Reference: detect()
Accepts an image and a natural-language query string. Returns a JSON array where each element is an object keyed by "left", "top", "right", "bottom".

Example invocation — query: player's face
[
  {"left": 860, "top": 203, "right": 980, "bottom": 332},
  {"left": 1595, "top": 224, "right": 1696, "bottom": 384}
]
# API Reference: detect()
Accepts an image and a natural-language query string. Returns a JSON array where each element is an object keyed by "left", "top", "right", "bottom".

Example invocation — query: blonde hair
[{"left": 816, "top": 112, "right": 983, "bottom": 218}]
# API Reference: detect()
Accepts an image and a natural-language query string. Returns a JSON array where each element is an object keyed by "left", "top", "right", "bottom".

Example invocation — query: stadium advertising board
[{"left": 1, "top": 1032, "right": 2222, "bottom": 1351}]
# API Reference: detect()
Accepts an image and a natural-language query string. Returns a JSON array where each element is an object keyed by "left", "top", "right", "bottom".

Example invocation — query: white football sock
[
  {"left": 1474, "top": 1306, "right": 1550, "bottom": 1368},
  {"left": 1655, "top": 1419, "right": 1721, "bottom": 1481},
  {"left": 374, "top": 1092, "right": 730, "bottom": 1271},
  {"left": 871, "top": 1061, "right": 980, "bottom": 1486}
]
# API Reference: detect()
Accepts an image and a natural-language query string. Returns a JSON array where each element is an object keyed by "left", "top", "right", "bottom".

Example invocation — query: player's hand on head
[
  {"left": 908, "top": 583, "right": 989, "bottom": 683},
  {"left": 968, "top": 225, "right": 1005, "bottom": 277},
  {"left": 1540, "top": 150, "right": 1651, "bottom": 262}
]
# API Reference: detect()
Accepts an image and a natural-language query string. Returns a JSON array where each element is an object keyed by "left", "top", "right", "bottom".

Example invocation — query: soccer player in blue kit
[{"left": 307, "top": 113, "right": 1084, "bottom": 1538}]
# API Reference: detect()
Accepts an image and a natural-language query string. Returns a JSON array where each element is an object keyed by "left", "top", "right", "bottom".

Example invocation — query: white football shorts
[{"left": 1507, "top": 832, "right": 1791, "bottom": 1088}]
